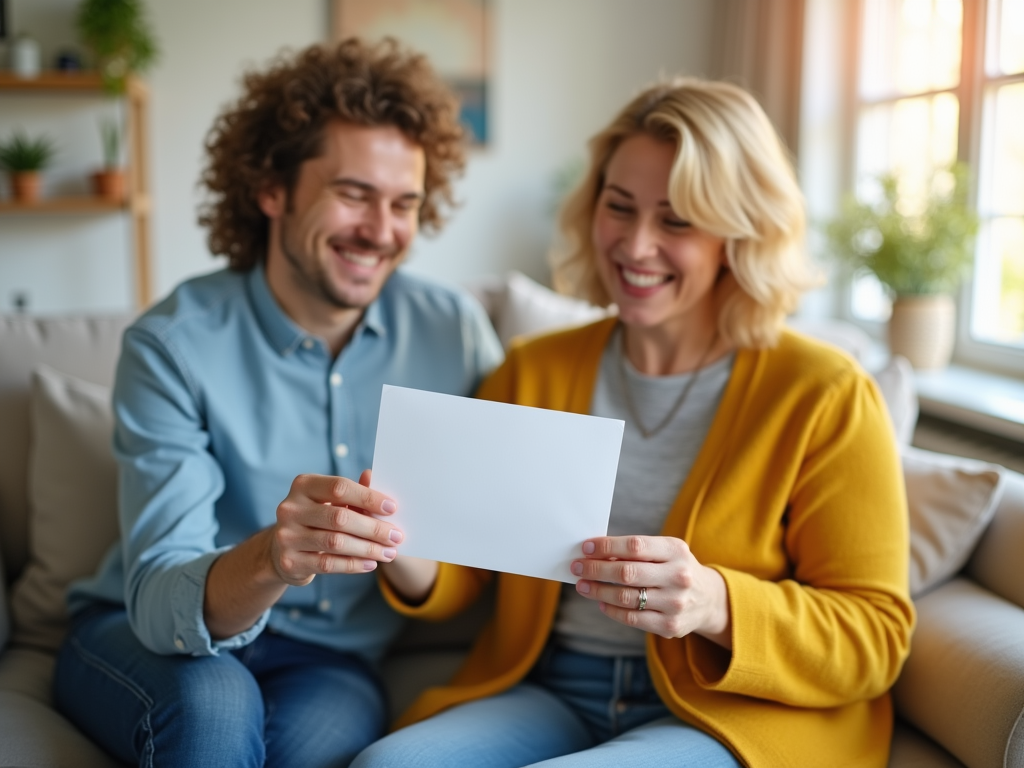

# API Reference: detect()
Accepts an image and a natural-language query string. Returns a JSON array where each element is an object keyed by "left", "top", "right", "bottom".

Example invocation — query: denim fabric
[
  {"left": 55, "top": 606, "right": 388, "bottom": 768},
  {"left": 351, "top": 645, "right": 742, "bottom": 768}
]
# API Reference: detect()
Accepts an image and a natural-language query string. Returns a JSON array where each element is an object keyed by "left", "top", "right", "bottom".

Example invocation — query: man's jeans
[
  {"left": 54, "top": 606, "right": 387, "bottom": 768},
  {"left": 351, "top": 643, "right": 742, "bottom": 768}
]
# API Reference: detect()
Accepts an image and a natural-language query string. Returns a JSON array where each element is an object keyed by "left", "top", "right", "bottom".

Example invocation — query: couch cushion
[
  {"left": 893, "top": 578, "right": 1024, "bottom": 768},
  {"left": 888, "top": 721, "right": 967, "bottom": 767},
  {"left": 9, "top": 367, "right": 119, "bottom": 651},
  {"left": 902, "top": 446, "right": 1006, "bottom": 598},
  {"left": 0, "top": 543, "right": 8, "bottom": 653},
  {"left": 0, "top": 314, "right": 131, "bottom": 585},
  {"left": 966, "top": 468, "right": 1024, "bottom": 609}
]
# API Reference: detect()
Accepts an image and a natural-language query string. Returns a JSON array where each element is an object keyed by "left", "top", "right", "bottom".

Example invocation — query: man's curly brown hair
[{"left": 198, "top": 37, "right": 466, "bottom": 270}]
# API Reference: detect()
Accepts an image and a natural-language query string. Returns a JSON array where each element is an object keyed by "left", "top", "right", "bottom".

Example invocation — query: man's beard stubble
[{"left": 278, "top": 215, "right": 385, "bottom": 312}]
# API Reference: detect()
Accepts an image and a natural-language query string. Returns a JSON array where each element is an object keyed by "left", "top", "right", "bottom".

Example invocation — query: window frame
[{"left": 842, "top": 0, "right": 1024, "bottom": 376}]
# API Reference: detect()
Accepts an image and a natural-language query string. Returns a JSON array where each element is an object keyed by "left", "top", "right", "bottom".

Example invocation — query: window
[{"left": 849, "top": 0, "right": 1024, "bottom": 372}]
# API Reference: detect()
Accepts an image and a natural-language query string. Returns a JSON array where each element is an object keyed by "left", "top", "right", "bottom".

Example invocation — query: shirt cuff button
[{"left": 174, "top": 637, "right": 185, "bottom": 651}]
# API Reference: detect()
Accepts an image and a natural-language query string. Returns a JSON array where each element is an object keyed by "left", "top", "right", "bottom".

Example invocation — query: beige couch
[{"left": 1, "top": 273, "right": 1022, "bottom": 768}]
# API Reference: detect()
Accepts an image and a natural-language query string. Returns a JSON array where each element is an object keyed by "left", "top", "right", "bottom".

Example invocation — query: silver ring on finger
[{"left": 636, "top": 587, "right": 648, "bottom": 611}]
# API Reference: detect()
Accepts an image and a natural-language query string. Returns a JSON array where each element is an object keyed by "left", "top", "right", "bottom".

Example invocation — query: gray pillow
[
  {"left": 9, "top": 366, "right": 119, "bottom": 651},
  {"left": 903, "top": 445, "right": 1006, "bottom": 598}
]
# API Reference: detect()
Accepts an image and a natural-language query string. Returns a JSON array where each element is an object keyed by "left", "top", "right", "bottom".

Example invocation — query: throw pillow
[
  {"left": 9, "top": 366, "right": 119, "bottom": 650},
  {"left": 903, "top": 445, "right": 1006, "bottom": 598},
  {"left": 496, "top": 271, "right": 609, "bottom": 349},
  {"left": 872, "top": 355, "right": 919, "bottom": 445}
]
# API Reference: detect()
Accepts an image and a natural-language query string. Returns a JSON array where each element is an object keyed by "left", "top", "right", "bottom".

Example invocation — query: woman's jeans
[
  {"left": 54, "top": 606, "right": 387, "bottom": 768},
  {"left": 351, "top": 643, "right": 742, "bottom": 768}
]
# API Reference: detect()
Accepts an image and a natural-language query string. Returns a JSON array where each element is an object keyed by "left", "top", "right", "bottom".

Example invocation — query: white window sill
[{"left": 913, "top": 365, "right": 1024, "bottom": 443}]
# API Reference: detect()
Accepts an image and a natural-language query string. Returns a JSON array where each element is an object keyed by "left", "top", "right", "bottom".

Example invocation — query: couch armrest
[
  {"left": 967, "top": 469, "right": 1024, "bottom": 609},
  {"left": 893, "top": 577, "right": 1024, "bottom": 768}
]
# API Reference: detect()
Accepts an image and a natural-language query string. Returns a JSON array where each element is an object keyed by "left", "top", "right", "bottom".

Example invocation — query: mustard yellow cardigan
[{"left": 381, "top": 318, "right": 915, "bottom": 768}]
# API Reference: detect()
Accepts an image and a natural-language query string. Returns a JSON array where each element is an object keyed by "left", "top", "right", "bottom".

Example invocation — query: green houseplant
[
  {"left": 76, "top": 0, "right": 159, "bottom": 94},
  {"left": 826, "top": 163, "right": 979, "bottom": 369},
  {"left": 0, "top": 130, "right": 57, "bottom": 203},
  {"left": 91, "top": 116, "right": 125, "bottom": 202}
]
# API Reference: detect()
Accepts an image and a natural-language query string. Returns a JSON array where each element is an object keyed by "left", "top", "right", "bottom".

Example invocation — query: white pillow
[
  {"left": 9, "top": 366, "right": 119, "bottom": 650},
  {"left": 903, "top": 445, "right": 1006, "bottom": 598},
  {"left": 872, "top": 355, "right": 919, "bottom": 445},
  {"left": 496, "top": 271, "right": 609, "bottom": 349}
]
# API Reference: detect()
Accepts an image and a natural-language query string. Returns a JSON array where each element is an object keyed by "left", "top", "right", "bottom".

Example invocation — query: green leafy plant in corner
[
  {"left": 826, "top": 163, "right": 980, "bottom": 297},
  {"left": 0, "top": 131, "right": 57, "bottom": 172},
  {"left": 76, "top": 0, "right": 159, "bottom": 94}
]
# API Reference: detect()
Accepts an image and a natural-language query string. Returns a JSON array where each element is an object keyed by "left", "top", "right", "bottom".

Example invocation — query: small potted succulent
[
  {"left": 76, "top": 0, "right": 159, "bottom": 94},
  {"left": 826, "top": 163, "right": 979, "bottom": 370},
  {"left": 0, "top": 130, "right": 57, "bottom": 204},
  {"left": 91, "top": 117, "right": 125, "bottom": 202}
]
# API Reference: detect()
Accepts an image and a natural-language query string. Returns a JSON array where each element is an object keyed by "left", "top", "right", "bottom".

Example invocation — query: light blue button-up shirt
[{"left": 69, "top": 266, "right": 503, "bottom": 661}]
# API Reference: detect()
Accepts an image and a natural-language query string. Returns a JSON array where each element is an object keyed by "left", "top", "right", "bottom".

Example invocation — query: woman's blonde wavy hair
[{"left": 552, "top": 77, "right": 820, "bottom": 349}]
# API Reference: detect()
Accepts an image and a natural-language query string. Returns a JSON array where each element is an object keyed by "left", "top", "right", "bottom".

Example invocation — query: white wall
[{"left": 0, "top": 0, "right": 717, "bottom": 314}]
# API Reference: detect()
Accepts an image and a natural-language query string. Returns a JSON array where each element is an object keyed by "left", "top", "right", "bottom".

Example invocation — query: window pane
[
  {"left": 990, "top": 0, "right": 1024, "bottom": 75},
  {"left": 856, "top": 93, "right": 960, "bottom": 196},
  {"left": 986, "top": 82, "right": 1024, "bottom": 217},
  {"left": 852, "top": 272, "right": 893, "bottom": 321},
  {"left": 861, "top": 0, "right": 962, "bottom": 99},
  {"left": 971, "top": 216, "right": 1024, "bottom": 345}
]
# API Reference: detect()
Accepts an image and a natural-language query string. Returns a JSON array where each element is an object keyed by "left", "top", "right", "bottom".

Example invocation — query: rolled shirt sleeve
[{"left": 115, "top": 326, "right": 267, "bottom": 655}]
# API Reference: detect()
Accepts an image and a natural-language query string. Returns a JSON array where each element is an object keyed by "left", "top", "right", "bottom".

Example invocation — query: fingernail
[
  {"left": 582, "top": 541, "right": 595, "bottom": 555},
  {"left": 381, "top": 500, "right": 397, "bottom": 514},
  {"left": 571, "top": 561, "right": 583, "bottom": 576},
  {"left": 577, "top": 581, "right": 590, "bottom": 594},
  {"left": 363, "top": 560, "right": 377, "bottom": 571},
  {"left": 599, "top": 602, "right": 607, "bottom": 612},
  {"left": 382, "top": 548, "right": 397, "bottom": 560},
  {"left": 389, "top": 529, "right": 403, "bottom": 543}
]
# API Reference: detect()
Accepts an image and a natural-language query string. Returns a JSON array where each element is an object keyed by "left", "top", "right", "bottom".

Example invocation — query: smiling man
[{"left": 52, "top": 39, "right": 502, "bottom": 768}]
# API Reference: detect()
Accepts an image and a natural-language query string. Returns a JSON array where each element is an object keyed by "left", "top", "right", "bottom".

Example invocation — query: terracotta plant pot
[
  {"left": 91, "top": 169, "right": 126, "bottom": 203},
  {"left": 11, "top": 171, "right": 42, "bottom": 203},
  {"left": 888, "top": 294, "right": 956, "bottom": 370}
]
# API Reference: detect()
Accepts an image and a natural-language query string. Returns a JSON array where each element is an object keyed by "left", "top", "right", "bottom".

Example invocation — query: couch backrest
[{"left": 0, "top": 314, "right": 132, "bottom": 585}]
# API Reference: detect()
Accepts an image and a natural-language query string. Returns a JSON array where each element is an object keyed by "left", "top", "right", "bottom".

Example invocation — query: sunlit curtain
[{"left": 714, "top": 0, "right": 806, "bottom": 156}]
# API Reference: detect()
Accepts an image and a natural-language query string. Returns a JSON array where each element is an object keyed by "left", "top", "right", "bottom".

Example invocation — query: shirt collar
[
  {"left": 247, "top": 264, "right": 388, "bottom": 356},
  {"left": 247, "top": 265, "right": 309, "bottom": 356}
]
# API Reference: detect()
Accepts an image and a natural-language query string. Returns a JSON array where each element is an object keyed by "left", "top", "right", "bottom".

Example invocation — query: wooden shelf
[
  {"left": 0, "top": 196, "right": 128, "bottom": 213},
  {"left": 0, "top": 72, "right": 152, "bottom": 306},
  {"left": 0, "top": 71, "right": 106, "bottom": 92}
]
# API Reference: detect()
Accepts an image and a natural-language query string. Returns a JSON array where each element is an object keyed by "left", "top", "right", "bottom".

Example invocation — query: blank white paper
[{"left": 370, "top": 385, "right": 624, "bottom": 583}]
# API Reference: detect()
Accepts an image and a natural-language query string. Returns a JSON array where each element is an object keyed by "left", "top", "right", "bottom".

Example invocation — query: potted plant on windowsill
[
  {"left": 91, "top": 117, "right": 125, "bottom": 202},
  {"left": 0, "top": 131, "right": 57, "bottom": 204},
  {"left": 826, "top": 163, "right": 979, "bottom": 370}
]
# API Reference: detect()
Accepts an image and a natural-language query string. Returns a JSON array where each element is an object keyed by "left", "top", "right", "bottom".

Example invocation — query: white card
[{"left": 370, "top": 385, "right": 624, "bottom": 583}]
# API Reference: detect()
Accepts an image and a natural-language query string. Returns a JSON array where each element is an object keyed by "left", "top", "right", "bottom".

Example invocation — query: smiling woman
[{"left": 354, "top": 78, "right": 916, "bottom": 768}]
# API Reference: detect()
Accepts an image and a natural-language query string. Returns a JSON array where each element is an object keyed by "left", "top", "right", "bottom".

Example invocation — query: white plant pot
[{"left": 888, "top": 294, "right": 956, "bottom": 370}]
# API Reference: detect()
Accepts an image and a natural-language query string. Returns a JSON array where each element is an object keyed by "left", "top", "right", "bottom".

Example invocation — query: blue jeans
[
  {"left": 54, "top": 606, "right": 388, "bottom": 768},
  {"left": 351, "top": 644, "right": 742, "bottom": 768}
]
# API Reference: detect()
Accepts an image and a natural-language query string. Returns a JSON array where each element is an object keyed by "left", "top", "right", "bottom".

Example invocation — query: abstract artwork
[{"left": 332, "top": 0, "right": 490, "bottom": 145}]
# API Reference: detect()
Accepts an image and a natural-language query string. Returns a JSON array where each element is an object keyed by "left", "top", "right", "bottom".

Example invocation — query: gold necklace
[{"left": 616, "top": 327, "right": 720, "bottom": 440}]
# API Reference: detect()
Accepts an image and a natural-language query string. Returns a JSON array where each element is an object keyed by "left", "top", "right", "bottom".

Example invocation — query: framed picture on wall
[{"left": 331, "top": 0, "right": 490, "bottom": 146}]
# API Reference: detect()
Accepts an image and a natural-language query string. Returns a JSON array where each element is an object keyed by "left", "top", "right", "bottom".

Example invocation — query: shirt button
[
  {"left": 616, "top": 701, "right": 628, "bottom": 714},
  {"left": 330, "top": 373, "right": 343, "bottom": 387},
  {"left": 302, "top": 338, "right": 314, "bottom": 350},
  {"left": 318, "top": 599, "right": 331, "bottom": 612},
  {"left": 335, "top": 443, "right": 349, "bottom": 458},
  {"left": 289, "top": 608, "right": 301, "bottom": 621},
  {"left": 174, "top": 637, "right": 185, "bottom": 651}
]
